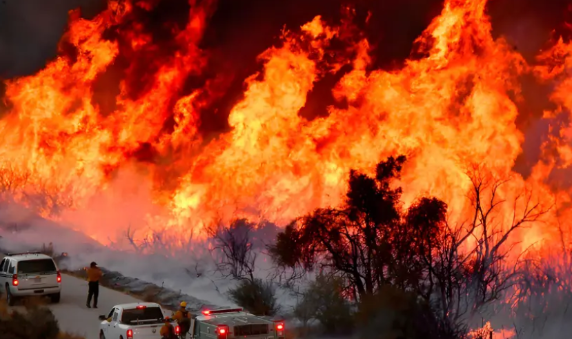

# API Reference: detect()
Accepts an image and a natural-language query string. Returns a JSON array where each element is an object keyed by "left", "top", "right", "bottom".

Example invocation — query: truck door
[
  {"left": 102, "top": 308, "right": 115, "bottom": 338},
  {"left": 109, "top": 308, "right": 121, "bottom": 338}
]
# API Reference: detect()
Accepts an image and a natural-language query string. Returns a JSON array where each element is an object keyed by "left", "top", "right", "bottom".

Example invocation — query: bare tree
[
  {"left": 507, "top": 199, "right": 572, "bottom": 337},
  {"left": 466, "top": 167, "right": 551, "bottom": 314},
  {"left": 424, "top": 166, "right": 552, "bottom": 332},
  {"left": 0, "top": 163, "right": 74, "bottom": 217},
  {"left": 207, "top": 218, "right": 257, "bottom": 282},
  {"left": 0, "top": 163, "right": 30, "bottom": 194}
]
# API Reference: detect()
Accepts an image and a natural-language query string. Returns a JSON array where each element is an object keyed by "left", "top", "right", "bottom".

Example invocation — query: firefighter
[
  {"left": 160, "top": 316, "right": 176, "bottom": 339},
  {"left": 86, "top": 261, "right": 103, "bottom": 308},
  {"left": 173, "top": 301, "right": 192, "bottom": 338}
]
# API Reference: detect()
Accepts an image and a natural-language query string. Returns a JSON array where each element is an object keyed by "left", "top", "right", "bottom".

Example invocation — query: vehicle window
[
  {"left": 112, "top": 311, "right": 119, "bottom": 322},
  {"left": 0, "top": 259, "right": 5, "bottom": 272},
  {"left": 107, "top": 308, "right": 115, "bottom": 319},
  {"left": 17, "top": 259, "right": 57, "bottom": 274},
  {"left": 2, "top": 259, "right": 9, "bottom": 272},
  {"left": 121, "top": 307, "right": 163, "bottom": 324},
  {"left": 8, "top": 262, "right": 15, "bottom": 274}
]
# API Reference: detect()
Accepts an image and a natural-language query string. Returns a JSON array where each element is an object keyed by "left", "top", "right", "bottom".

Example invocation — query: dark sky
[
  {"left": 0, "top": 0, "right": 106, "bottom": 78},
  {"left": 1, "top": 0, "right": 570, "bottom": 77}
]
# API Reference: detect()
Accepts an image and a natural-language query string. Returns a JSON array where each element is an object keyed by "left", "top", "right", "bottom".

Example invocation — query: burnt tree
[
  {"left": 419, "top": 166, "right": 551, "bottom": 330},
  {"left": 269, "top": 155, "right": 447, "bottom": 299},
  {"left": 208, "top": 218, "right": 257, "bottom": 282}
]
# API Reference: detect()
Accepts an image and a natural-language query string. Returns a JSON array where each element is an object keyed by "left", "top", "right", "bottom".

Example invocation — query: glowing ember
[{"left": 0, "top": 0, "right": 570, "bottom": 252}]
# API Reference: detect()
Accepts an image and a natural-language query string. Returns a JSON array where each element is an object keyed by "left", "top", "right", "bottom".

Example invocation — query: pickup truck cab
[
  {"left": 99, "top": 302, "right": 175, "bottom": 339},
  {"left": 190, "top": 308, "right": 285, "bottom": 339}
]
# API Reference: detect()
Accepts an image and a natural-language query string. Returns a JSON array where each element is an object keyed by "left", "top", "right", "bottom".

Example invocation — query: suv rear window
[
  {"left": 17, "top": 259, "right": 57, "bottom": 274},
  {"left": 121, "top": 307, "right": 164, "bottom": 324}
]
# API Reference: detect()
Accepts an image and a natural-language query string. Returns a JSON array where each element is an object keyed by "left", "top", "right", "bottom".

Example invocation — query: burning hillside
[{"left": 0, "top": 0, "right": 571, "bottom": 250}]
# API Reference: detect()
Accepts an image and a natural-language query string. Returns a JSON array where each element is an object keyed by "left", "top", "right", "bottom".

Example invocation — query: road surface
[{"left": 9, "top": 273, "right": 145, "bottom": 339}]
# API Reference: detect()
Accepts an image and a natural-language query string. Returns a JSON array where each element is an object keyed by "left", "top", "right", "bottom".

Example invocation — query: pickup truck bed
[{"left": 99, "top": 302, "right": 173, "bottom": 339}]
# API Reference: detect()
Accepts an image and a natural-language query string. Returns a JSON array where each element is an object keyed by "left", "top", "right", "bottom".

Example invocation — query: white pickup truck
[{"left": 98, "top": 302, "right": 179, "bottom": 339}]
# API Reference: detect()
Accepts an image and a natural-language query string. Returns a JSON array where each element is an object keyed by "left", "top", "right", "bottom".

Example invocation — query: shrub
[
  {"left": 0, "top": 298, "right": 86, "bottom": 339},
  {"left": 293, "top": 273, "right": 353, "bottom": 335},
  {"left": 354, "top": 285, "right": 451, "bottom": 339},
  {"left": 0, "top": 302, "right": 59, "bottom": 339},
  {"left": 228, "top": 278, "right": 279, "bottom": 316}
]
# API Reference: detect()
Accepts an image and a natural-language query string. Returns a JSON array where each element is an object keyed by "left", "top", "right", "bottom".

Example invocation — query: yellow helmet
[{"left": 180, "top": 301, "right": 187, "bottom": 307}]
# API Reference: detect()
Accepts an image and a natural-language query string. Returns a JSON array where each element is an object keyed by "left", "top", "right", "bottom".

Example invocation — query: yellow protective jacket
[
  {"left": 173, "top": 308, "right": 191, "bottom": 322},
  {"left": 87, "top": 267, "right": 103, "bottom": 282}
]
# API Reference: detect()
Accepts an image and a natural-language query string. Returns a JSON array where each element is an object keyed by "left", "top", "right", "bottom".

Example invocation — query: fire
[
  {"left": 468, "top": 321, "right": 515, "bottom": 339},
  {"left": 0, "top": 0, "right": 570, "bottom": 252}
]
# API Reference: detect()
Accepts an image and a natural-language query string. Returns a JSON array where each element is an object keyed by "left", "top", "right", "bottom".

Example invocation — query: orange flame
[{"left": 0, "top": 0, "right": 570, "bottom": 251}]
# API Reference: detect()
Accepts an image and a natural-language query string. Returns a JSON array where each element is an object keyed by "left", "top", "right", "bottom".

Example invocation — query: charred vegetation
[{"left": 269, "top": 155, "right": 551, "bottom": 338}]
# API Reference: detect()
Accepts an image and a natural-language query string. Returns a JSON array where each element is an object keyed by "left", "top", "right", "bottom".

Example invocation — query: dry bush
[
  {"left": 228, "top": 278, "right": 279, "bottom": 316},
  {"left": 22, "top": 295, "right": 50, "bottom": 308},
  {"left": 354, "top": 285, "right": 455, "bottom": 339},
  {"left": 0, "top": 303, "right": 59, "bottom": 339},
  {"left": 293, "top": 273, "right": 353, "bottom": 336},
  {"left": 0, "top": 297, "right": 87, "bottom": 339}
]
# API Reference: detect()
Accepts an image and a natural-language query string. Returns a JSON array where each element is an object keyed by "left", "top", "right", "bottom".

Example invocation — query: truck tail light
[
  {"left": 57, "top": 271, "right": 62, "bottom": 283},
  {"left": 175, "top": 325, "right": 180, "bottom": 335},
  {"left": 126, "top": 329, "right": 133, "bottom": 338},
  {"left": 275, "top": 322, "right": 284, "bottom": 335},
  {"left": 12, "top": 274, "right": 18, "bottom": 286},
  {"left": 217, "top": 325, "right": 229, "bottom": 339}
]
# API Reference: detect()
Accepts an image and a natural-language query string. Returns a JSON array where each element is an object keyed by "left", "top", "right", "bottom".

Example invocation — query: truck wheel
[
  {"left": 99, "top": 330, "right": 106, "bottom": 339},
  {"left": 50, "top": 292, "right": 61, "bottom": 303}
]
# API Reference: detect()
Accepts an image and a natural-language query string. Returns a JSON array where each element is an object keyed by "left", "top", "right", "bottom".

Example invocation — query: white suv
[{"left": 0, "top": 252, "right": 62, "bottom": 306}]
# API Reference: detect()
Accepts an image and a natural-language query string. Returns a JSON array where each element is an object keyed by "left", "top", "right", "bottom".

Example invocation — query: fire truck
[{"left": 189, "top": 308, "right": 285, "bottom": 339}]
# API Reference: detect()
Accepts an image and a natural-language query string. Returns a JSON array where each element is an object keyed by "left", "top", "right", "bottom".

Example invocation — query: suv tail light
[
  {"left": 57, "top": 271, "right": 62, "bottom": 283},
  {"left": 175, "top": 325, "right": 180, "bottom": 335},
  {"left": 126, "top": 329, "right": 133, "bottom": 338},
  {"left": 12, "top": 274, "right": 18, "bottom": 286},
  {"left": 217, "top": 325, "right": 229, "bottom": 339}
]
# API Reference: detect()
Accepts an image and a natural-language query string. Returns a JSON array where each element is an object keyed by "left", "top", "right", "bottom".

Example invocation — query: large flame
[{"left": 0, "top": 0, "right": 570, "bottom": 248}]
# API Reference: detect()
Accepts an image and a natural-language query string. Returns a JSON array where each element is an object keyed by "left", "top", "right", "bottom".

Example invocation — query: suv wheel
[
  {"left": 50, "top": 292, "right": 61, "bottom": 303},
  {"left": 6, "top": 285, "right": 15, "bottom": 306}
]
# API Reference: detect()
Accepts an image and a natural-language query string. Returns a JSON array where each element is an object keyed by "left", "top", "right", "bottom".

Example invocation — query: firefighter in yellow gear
[
  {"left": 160, "top": 316, "right": 176, "bottom": 339},
  {"left": 173, "top": 301, "right": 192, "bottom": 337},
  {"left": 86, "top": 262, "right": 103, "bottom": 308}
]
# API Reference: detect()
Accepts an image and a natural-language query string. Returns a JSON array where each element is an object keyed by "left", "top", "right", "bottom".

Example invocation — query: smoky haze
[
  {"left": 0, "top": 0, "right": 105, "bottom": 78},
  {"left": 0, "top": 200, "right": 298, "bottom": 313}
]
